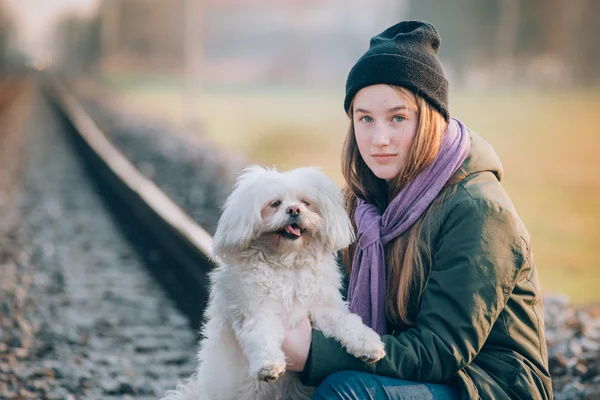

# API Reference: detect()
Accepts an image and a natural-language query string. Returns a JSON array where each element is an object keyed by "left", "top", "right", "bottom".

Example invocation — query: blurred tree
[
  {"left": 0, "top": 1, "right": 16, "bottom": 71},
  {"left": 495, "top": 0, "right": 520, "bottom": 61},
  {"left": 97, "top": 0, "right": 186, "bottom": 76},
  {"left": 580, "top": 0, "right": 600, "bottom": 84},
  {"left": 54, "top": 14, "right": 102, "bottom": 76},
  {"left": 517, "top": 0, "right": 600, "bottom": 85},
  {"left": 407, "top": 0, "right": 500, "bottom": 85},
  {"left": 409, "top": 0, "right": 599, "bottom": 87}
]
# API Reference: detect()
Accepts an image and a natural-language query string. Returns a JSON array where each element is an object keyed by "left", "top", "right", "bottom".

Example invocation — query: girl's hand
[{"left": 282, "top": 316, "right": 312, "bottom": 372}]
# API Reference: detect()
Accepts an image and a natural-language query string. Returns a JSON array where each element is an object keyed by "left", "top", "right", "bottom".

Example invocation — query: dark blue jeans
[{"left": 313, "top": 371, "right": 459, "bottom": 400}]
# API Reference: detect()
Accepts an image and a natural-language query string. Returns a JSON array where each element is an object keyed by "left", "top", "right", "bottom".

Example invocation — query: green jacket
[{"left": 301, "top": 131, "right": 552, "bottom": 400}]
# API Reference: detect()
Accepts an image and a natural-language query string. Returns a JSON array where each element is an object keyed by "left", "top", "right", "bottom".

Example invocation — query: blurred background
[{"left": 1, "top": 0, "right": 599, "bottom": 303}]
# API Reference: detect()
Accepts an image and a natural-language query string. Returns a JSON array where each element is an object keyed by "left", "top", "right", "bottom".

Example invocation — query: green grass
[
  {"left": 451, "top": 90, "right": 600, "bottom": 303},
  {"left": 90, "top": 76, "right": 600, "bottom": 304}
]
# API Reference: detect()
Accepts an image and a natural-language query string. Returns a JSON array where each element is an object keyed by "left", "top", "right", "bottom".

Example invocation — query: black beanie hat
[{"left": 344, "top": 20, "right": 449, "bottom": 121}]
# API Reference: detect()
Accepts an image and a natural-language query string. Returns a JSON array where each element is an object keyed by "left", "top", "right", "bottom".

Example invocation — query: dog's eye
[
  {"left": 270, "top": 200, "right": 281, "bottom": 208},
  {"left": 301, "top": 199, "right": 311, "bottom": 206}
]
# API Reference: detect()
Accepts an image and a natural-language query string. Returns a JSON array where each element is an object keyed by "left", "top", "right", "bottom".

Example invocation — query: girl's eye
[
  {"left": 301, "top": 199, "right": 311, "bottom": 206},
  {"left": 360, "top": 116, "right": 373, "bottom": 123},
  {"left": 392, "top": 115, "right": 405, "bottom": 123},
  {"left": 270, "top": 200, "right": 281, "bottom": 208}
]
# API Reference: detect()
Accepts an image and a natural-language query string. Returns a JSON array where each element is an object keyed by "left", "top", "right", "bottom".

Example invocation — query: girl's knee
[
  {"left": 312, "top": 371, "right": 375, "bottom": 399},
  {"left": 313, "top": 371, "right": 459, "bottom": 400}
]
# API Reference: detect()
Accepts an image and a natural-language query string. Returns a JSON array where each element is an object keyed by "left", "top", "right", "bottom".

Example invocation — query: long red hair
[{"left": 341, "top": 86, "right": 464, "bottom": 326}]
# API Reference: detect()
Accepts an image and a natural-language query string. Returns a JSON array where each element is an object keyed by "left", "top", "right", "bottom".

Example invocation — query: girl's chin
[{"left": 371, "top": 167, "right": 400, "bottom": 181}]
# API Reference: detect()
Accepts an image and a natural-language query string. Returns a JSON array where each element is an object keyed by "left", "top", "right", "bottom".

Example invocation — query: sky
[{"left": 4, "top": 0, "right": 99, "bottom": 55}]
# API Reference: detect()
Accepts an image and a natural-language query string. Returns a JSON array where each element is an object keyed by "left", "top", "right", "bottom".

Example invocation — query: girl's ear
[{"left": 212, "top": 166, "right": 267, "bottom": 260}]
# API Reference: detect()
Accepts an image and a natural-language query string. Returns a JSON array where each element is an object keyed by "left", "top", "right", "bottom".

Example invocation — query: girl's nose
[{"left": 372, "top": 126, "right": 391, "bottom": 147}]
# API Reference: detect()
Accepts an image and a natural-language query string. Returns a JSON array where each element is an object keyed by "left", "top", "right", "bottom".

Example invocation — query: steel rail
[{"left": 43, "top": 77, "right": 217, "bottom": 327}]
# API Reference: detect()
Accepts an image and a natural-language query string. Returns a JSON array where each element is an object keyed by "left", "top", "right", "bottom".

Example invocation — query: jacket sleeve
[{"left": 300, "top": 198, "right": 524, "bottom": 386}]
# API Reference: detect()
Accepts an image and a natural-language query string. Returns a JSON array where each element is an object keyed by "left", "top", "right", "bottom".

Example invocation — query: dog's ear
[
  {"left": 299, "top": 167, "right": 355, "bottom": 251},
  {"left": 322, "top": 188, "right": 355, "bottom": 251},
  {"left": 212, "top": 166, "right": 268, "bottom": 260}
]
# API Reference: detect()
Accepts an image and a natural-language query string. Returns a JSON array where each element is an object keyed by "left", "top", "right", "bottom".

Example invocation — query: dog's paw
[
  {"left": 345, "top": 336, "right": 386, "bottom": 364},
  {"left": 256, "top": 359, "right": 286, "bottom": 383},
  {"left": 358, "top": 348, "right": 386, "bottom": 363}
]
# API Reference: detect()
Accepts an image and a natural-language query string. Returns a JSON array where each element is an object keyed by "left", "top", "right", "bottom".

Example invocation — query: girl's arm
[{"left": 298, "top": 197, "right": 525, "bottom": 385}]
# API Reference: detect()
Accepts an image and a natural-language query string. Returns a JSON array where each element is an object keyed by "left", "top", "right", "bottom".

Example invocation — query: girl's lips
[{"left": 372, "top": 154, "right": 397, "bottom": 162}]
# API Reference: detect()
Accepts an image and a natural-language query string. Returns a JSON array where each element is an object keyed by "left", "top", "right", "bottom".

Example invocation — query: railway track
[
  {"left": 1, "top": 75, "right": 222, "bottom": 399},
  {"left": 43, "top": 77, "right": 217, "bottom": 329},
  {"left": 0, "top": 77, "right": 25, "bottom": 114}
]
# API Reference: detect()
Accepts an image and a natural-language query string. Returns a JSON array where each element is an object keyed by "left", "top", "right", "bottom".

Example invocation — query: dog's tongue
[{"left": 286, "top": 224, "right": 301, "bottom": 237}]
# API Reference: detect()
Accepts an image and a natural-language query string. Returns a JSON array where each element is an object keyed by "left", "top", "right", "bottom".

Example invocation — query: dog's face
[
  {"left": 212, "top": 166, "right": 354, "bottom": 261},
  {"left": 257, "top": 188, "right": 323, "bottom": 251}
]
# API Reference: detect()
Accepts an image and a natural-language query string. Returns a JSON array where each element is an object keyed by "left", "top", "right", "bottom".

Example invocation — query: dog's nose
[{"left": 286, "top": 205, "right": 302, "bottom": 216}]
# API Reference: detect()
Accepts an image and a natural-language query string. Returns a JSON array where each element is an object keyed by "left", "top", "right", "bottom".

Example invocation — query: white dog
[{"left": 162, "top": 166, "right": 385, "bottom": 400}]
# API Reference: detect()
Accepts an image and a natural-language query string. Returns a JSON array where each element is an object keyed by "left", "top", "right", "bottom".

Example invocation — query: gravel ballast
[{"left": 0, "top": 90, "right": 198, "bottom": 399}]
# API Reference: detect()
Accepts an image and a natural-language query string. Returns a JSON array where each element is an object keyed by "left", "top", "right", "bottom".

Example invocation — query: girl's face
[{"left": 353, "top": 84, "right": 418, "bottom": 181}]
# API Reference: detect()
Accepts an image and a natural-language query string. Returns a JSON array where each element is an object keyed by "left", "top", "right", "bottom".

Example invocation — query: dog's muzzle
[{"left": 276, "top": 217, "right": 304, "bottom": 240}]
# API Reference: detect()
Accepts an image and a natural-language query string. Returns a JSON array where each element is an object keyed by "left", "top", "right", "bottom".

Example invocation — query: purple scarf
[{"left": 348, "top": 118, "right": 471, "bottom": 335}]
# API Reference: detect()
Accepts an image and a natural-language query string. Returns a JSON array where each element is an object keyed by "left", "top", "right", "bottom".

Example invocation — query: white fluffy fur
[{"left": 161, "top": 166, "right": 385, "bottom": 400}]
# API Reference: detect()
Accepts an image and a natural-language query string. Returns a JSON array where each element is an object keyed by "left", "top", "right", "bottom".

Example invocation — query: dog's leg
[
  {"left": 310, "top": 290, "right": 386, "bottom": 363},
  {"left": 232, "top": 313, "right": 287, "bottom": 383}
]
